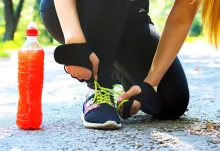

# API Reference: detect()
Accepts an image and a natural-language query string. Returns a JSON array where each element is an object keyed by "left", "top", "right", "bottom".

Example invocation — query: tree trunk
[
  {"left": 3, "top": 0, "right": 14, "bottom": 41},
  {"left": 12, "top": 0, "right": 25, "bottom": 36},
  {"left": 3, "top": 0, "right": 25, "bottom": 41}
]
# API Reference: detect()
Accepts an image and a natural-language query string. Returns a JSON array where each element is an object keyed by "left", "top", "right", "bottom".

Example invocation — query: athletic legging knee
[
  {"left": 40, "top": 0, "right": 64, "bottom": 44},
  {"left": 40, "top": 0, "right": 129, "bottom": 88}
]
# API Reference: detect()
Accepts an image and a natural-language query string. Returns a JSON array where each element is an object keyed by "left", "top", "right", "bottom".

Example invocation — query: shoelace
[
  {"left": 93, "top": 82, "right": 157, "bottom": 112},
  {"left": 92, "top": 81, "right": 115, "bottom": 107},
  {"left": 92, "top": 81, "right": 128, "bottom": 110},
  {"left": 113, "top": 84, "right": 128, "bottom": 111}
]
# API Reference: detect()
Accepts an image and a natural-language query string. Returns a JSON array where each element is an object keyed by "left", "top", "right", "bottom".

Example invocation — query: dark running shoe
[{"left": 81, "top": 81, "right": 121, "bottom": 129}]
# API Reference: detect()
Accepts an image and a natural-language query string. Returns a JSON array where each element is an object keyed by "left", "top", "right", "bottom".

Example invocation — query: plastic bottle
[{"left": 16, "top": 22, "right": 44, "bottom": 129}]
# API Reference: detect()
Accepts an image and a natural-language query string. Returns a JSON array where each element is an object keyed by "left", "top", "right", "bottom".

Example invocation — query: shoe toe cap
[{"left": 85, "top": 104, "right": 121, "bottom": 124}]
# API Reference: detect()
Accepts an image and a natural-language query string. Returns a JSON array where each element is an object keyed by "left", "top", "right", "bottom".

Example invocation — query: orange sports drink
[{"left": 16, "top": 22, "right": 44, "bottom": 129}]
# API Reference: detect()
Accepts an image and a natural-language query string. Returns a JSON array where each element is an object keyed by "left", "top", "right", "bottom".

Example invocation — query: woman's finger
[
  {"left": 74, "top": 67, "right": 92, "bottom": 80},
  {"left": 117, "top": 85, "right": 141, "bottom": 102},
  {"left": 64, "top": 66, "right": 71, "bottom": 74},
  {"left": 66, "top": 66, "right": 92, "bottom": 80},
  {"left": 89, "top": 52, "right": 99, "bottom": 81}
]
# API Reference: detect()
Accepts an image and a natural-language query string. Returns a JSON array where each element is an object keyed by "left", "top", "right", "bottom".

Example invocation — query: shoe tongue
[
  {"left": 86, "top": 88, "right": 103, "bottom": 96},
  {"left": 87, "top": 88, "right": 95, "bottom": 97},
  {"left": 88, "top": 88, "right": 95, "bottom": 93}
]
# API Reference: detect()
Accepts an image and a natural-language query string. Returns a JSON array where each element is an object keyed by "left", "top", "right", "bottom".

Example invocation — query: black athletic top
[
  {"left": 41, "top": 0, "right": 149, "bottom": 14},
  {"left": 129, "top": 0, "right": 149, "bottom": 13},
  {"left": 127, "top": 0, "right": 151, "bottom": 22}
]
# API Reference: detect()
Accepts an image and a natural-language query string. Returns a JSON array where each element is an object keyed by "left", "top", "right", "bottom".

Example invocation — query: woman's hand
[
  {"left": 65, "top": 52, "right": 99, "bottom": 81},
  {"left": 117, "top": 85, "right": 142, "bottom": 117},
  {"left": 54, "top": 0, "right": 100, "bottom": 81}
]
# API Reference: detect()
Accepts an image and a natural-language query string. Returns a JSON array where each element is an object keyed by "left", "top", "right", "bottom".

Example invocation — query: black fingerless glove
[
  {"left": 54, "top": 43, "right": 93, "bottom": 82},
  {"left": 130, "top": 82, "right": 162, "bottom": 116}
]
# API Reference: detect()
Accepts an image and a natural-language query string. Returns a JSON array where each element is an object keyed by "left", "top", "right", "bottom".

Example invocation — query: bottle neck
[
  {"left": 27, "top": 36, "right": 38, "bottom": 40},
  {"left": 21, "top": 35, "right": 42, "bottom": 51}
]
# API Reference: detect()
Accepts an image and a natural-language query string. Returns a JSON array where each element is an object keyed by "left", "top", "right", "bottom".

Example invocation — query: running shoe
[{"left": 81, "top": 81, "right": 121, "bottom": 129}]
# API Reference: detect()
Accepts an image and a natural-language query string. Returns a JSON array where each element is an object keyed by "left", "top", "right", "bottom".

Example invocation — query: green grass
[
  {"left": 0, "top": 40, "right": 58, "bottom": 58},
  {"left": 0, "top": 50, "right": 10, "bottom": 58},
  {"left": 0, "top": 36, "right": 207, "bottom": 59},
  {"left": 0, "top": 40, "right": 22, "bottom": 58}
]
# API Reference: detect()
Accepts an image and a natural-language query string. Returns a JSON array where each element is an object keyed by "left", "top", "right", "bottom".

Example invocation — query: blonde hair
[{"left": 199, "top": 0, "right": 220, "bottom": 49}]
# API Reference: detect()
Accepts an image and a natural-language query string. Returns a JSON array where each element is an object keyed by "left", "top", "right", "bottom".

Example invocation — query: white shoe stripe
[{"left": 81, "top": 114, "right": 121, "bottom": 129}]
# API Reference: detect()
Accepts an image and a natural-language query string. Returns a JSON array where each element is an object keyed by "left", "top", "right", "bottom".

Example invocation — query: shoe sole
[{"left": 81, "top": 114, "right": 121, "bottom": 130}]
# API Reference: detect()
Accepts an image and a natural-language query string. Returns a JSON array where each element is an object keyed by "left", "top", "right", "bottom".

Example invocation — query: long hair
[{"left": 199, "top": 0, "right": 220, "bottom": 49}]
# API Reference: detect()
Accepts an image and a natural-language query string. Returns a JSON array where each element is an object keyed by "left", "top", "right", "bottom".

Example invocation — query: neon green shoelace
[
  {"left": 92, "top": 81, "right": 115, "bottom": 106},
  {"left": 113, "top": 84, "right": 128, "bottom": 111},
  {"left": 92, "top": 81, "right": 128, "bottom": 109}
]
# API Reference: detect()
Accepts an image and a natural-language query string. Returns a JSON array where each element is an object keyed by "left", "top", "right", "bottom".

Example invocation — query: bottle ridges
[{"left": 17, "top": 50, "right": 44, "bottom": 129}]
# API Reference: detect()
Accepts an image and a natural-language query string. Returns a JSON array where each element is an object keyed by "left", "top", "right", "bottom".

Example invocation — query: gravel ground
[{"left": 0, "top": 42, "right": 220, "bottom": 151}]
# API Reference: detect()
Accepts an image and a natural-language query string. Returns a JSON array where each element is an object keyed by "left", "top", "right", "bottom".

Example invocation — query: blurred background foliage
[{"left": 0, "top": 0, "right": 203, "bottom": 58}]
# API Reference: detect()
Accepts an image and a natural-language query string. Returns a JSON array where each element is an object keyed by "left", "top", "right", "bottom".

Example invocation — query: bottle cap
[{"left": 26, "top": 22, "right": 38, "bottom": 36}]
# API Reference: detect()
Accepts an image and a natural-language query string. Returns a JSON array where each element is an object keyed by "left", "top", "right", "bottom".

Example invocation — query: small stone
[
  {"left": 159, "top": 141, "right": 165, "bottom": 144},
  {"left": 136, "top": 144, "right": 142, "bottom": 149},
  {"left": 194, "top": 68, "right": 200, "bottom": 71},
  {"left": 211, "top": 145, "right": 217, "bottom": 148},
  {"left": 211, "top": 139, "right": 220, "bottom": 144},
  {"left": 206, "top": 125, "right": 217, "bottom": 130}
]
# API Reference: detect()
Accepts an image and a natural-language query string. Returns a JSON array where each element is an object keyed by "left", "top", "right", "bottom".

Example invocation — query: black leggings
[{"left": 40, "top": 0, "right": 190, "bottom": 119}]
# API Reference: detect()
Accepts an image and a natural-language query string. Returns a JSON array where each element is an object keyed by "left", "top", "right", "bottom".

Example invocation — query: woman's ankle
[{"left": 130, "top": 100, "right": 141, "bottom": 116}]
